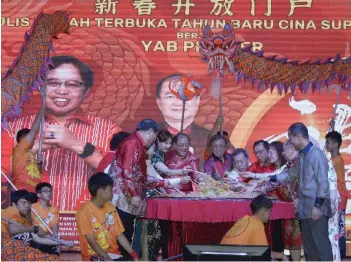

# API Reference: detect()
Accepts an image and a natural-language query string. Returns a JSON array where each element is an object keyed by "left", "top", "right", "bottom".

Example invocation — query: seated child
[
  {"left": 31, "top": 182, "right": 60, "bottom": 255},
  {"left": 1, "top": 190, "right": 62, "bottom": 261},
  {"left": 76, "top": 172, "right": 139, "bottom": 261},
  {"left": 221, "top": 195, "right": 272, "bottom": 246}
]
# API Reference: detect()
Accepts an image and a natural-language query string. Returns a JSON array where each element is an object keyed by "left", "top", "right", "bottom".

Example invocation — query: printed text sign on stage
[
  {"left": 1, "top": 0, "right": 350, "bottom": 252},
  {"left": 58, "top": 212, "right": 80, "bottom": 251}
]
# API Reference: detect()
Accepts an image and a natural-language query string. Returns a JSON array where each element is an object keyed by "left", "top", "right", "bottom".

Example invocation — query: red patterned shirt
[
  {"left": 2, "top": 110, "right": 121, "bottom": 211},
  {"left": 247, "top": 162, "right": 276, "bottom": 173},
  {"left": 110, "top": 132, "right": 147, "bottom": 216}
]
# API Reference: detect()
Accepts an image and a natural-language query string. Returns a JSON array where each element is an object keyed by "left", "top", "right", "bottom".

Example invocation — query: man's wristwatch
[
  {"left": 77, "top": 143, "right": 95, "bottom": 159},
  {"left": 33, "top": 226, "right": 39, "bottom": 234}
]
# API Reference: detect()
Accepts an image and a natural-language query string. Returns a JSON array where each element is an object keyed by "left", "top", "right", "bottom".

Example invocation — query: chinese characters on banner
[{"left": 94, "top": 0, "right": 313, "bottom": 16}]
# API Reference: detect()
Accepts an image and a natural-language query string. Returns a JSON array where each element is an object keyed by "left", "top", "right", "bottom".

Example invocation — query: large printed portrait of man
[
  {"left": 156, "top": 74, "right": 209, "bottom": 162},
  {"left": 1, "top": 56, "right": 121, "bottom": 211}
]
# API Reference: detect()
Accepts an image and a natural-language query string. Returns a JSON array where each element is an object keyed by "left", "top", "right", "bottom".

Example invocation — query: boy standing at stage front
[
  {"left": 76, "top": 172, "right": 138, "bottom": 261},
  {"left": 326, "top": 130, "right": 347, "bottom": 259}
]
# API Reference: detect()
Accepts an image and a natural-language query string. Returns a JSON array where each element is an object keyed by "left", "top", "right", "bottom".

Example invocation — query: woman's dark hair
[
  {"left": 216, "top": 130, "right": 229, "bottom": 137},
  {"left": 250, "top": 195, "right": 273, "bottom": 214},
  {"left": 270, "top": 141, "right": 287, "bottom": 166},
  {"left": 156, "top": 130, "right": 173, "bottom": 143},
  {"left": 173, "top": 133, "right": 190, "bottom": 144},
  {"left": 88, "top": 172, "right": 113, "bottom": 197},
  {"left": 210, "top": 134, "right": 227, "bottom": 145}
]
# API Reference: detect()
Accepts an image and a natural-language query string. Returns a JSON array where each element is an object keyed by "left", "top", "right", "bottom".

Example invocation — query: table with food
[{"left": 145, "top": 172, "right": 295, "bottom": 257}]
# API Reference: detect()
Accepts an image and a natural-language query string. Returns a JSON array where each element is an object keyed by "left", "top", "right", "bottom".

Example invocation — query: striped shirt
[{"left": 2, "top": 110, "right": 121, "bottom": 211}]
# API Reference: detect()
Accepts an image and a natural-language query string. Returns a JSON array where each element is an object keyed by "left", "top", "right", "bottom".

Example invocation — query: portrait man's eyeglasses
[{"left": 46, "top": 79, "right": 84, "bottom": 90}]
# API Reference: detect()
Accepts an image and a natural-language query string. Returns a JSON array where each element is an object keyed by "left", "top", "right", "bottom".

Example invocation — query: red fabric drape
[
  {"left": 146, "top": 198, "right": 295, "bottom": 222},
  {"left": 146, "top": 198, "right": 296, "bottom": 258}
]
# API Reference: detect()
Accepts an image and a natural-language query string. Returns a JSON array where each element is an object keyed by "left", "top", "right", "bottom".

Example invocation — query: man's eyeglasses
[
  {"left": 46, "top": 80, "right": 84, "bottom": 90},
  {"left": 40, "top": 190, "right": 53, "bottom": 194}
]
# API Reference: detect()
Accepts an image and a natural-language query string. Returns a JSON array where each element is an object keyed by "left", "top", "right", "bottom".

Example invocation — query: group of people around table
[{"left": 1, "top": 90, "right": 347, "bottom": 262}]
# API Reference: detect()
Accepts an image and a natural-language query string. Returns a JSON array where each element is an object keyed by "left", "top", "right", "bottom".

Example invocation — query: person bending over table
[{"left": 221, "top": 195, "right": 288, "bottom": 261}]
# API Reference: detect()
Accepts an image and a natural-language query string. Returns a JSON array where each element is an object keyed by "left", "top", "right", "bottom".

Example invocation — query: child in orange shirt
[
  {"left": 33, "top": 182, "right": 59, "bottom": 235},
  {"left": 76, "top": 172, "right": 139, "bottom": 261},
  {"left": 221, "top": 195, "right": 288, "bottom": 260},
  {"left": 221, "top": 195, "right": 272, "bottom": 246},
  {"left": 1, "top": 190, "right": 61, "bottom": 261},
  {"left": 30, "top": 182, "right": 60, "bottom": 255},
  {"left": 326, "top": 130, "right": 346, "bottom": 258}
]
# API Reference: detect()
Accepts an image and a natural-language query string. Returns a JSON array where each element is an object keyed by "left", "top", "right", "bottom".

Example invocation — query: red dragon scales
[
  {"left": 199, "top": 24, "right": 351, "bottom": 96},
  {"left": 1, "top": 10, "right": 71, "bottom": 127}
]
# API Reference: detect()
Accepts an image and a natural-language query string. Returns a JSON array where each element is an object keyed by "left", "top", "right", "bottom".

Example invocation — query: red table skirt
[
  {"left": 146, "top": 198, "right": 295, "bottom": 222},
  {"left": 146, "top": 198, "right": 295, "bottom": 257}
]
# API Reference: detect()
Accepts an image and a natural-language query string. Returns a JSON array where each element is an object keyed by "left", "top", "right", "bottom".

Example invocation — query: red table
[{"left": 146, "top": 197, "right": 295, "bottom": 257}]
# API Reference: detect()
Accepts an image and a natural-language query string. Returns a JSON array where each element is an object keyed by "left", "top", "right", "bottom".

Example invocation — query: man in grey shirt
[
  {"left": 285, "top": 122, "right": 333, "bottom": 261},
  {"left": 242, "top": 131, "right": 333, "bottom": 261}
]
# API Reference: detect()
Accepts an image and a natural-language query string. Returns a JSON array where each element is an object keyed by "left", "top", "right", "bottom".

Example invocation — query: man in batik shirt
[{"left": 110, "top": 119, "right": 160, "bottom": 260}]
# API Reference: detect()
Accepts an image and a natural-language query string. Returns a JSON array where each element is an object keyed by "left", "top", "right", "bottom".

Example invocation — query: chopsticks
[{"left": 191, "top": 179, "right": 199, "bottom": 185}]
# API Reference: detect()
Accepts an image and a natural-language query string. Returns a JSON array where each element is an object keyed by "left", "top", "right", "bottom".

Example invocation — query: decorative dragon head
[
  {"left": 199, "top": 23, "right": 237, "bottom": 78},
  {"left": 51, "top": 10, "right": 71, "bottom": 37},
  {"left": 38, "top": 10, "right": 71, "bottom": 38}
]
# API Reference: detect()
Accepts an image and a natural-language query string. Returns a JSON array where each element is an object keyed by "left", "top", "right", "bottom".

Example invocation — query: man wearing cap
[
  {"left": 1, "top": 190, "right": 62, "bottom": 261},
  {"left": 110, "top": 119, "right": 160, "bottom": 260}
]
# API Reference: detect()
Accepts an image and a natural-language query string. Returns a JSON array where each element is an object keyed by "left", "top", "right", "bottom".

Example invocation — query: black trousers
[
  {"left": 271, "top": 219, "right": 284, "bottom": 253},
  {"left": 300, "top": 217, "right": 333, "bottom": 261},
  {"left": 117, "top": 208, "right": 137, "bottom": 261}
]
